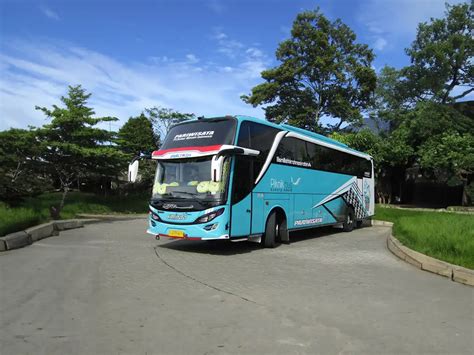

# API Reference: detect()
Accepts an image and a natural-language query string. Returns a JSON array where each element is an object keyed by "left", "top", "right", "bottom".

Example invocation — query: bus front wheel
[
  {"left": 263, "top": 211, "right": 279, "bottom": 248},
  {"left": 342, "top": 208, "right": 355, "bottom": 232}
]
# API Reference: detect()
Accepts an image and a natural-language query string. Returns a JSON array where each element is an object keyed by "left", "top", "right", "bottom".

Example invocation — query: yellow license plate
[{"left": 168, "top": 230, "right": 184, "bottom": 238}]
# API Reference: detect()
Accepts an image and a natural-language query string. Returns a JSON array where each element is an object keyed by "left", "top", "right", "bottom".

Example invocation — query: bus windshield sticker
[
  {"left": 173, "top": 131, "right": 215, "bottom": 141},
  {"left": 276, "top": 156, "right": 312, "bottom": 168}
]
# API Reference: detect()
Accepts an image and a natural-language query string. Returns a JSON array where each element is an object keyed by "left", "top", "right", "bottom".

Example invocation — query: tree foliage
[
  {"left": 402, "top": 2, "right": 474, "bottom": 104},
  {"left": 242, "top": 9, "right": 376, "bottom": 132},
  {"left": 35, "top": 85, "right": 126, "bottom": 214},
  {"left": 145, "top": 106, "right": 194, "bottom": 138},
  {"left": 0, "top": 128, "right": 49, "bottom": 203},
  {"left": 117, "top": 114, "right": 159, "bottom": 188},
  {"left": 117, "top": 114, "right": 159, "bottom": 155}
]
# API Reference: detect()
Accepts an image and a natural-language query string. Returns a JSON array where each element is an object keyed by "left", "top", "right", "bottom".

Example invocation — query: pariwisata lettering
[
  {"left": 294, "top": 218, "right": 323, "bottom": 226},
  {"left": 173, "top": 131, "right": 215, "bottom": 141}
]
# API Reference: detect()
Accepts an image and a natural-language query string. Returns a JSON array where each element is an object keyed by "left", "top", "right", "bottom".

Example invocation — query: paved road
[{"left": 0, "top": 219, "right": 473, "bottom": 355}]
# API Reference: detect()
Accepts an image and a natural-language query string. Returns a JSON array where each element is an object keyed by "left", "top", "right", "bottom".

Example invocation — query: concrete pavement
[{"left": 0, "top": 219, "right": 473, "bottom": 354}]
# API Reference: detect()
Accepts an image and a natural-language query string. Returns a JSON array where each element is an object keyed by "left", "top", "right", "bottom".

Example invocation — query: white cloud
[
  {"left": 185, "top": 54, "right": 199, "bottom": 63},
  {"left": 211, "top": 30, "right": 272, "bottom": 72},
  {"left": 0, "top": 38, "right": 269, "bottom": 131},
  {"left": 217, "top": 39, "right": 245, "bottom": 59},
  {"left": 212, "top": 31, "right": 227, "bottom": 40},
  {"left": 211, "top": 28, "right": 247, "bottom": 59},
  {"left": 373, "top": 37, "right": 388, "bottom": 51},
  {"left": 246, "top": 47, "right": 264, "bottom": 59},
  {"left": 358, "top": 0, "right": 464, "bottom": 52},
  {"left": 40, "top": 6, "right": 60, "bottom": 20}
]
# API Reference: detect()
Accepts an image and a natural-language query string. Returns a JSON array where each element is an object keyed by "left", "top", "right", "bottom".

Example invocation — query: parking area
[{"left": 0, "top": 219, "right": 473, "bottom": 354}]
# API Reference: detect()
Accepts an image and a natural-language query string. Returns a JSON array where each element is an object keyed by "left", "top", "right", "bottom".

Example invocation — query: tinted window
[
  {"left": 237, "top": 121, "right": 281, "bottom": 174},
  {"left": 276, "top": 137, "right": 308, "bottom": 161},
  {"left": 237, "top": 121, "right": 280, "bottom": 156},
  {"left": 161, "top": 118, "right": 236, "bottom": 149},
  {"left": 274, "top": 137, "right": 312, "bottom": 168},
  {"left": 275, "top": 138, "right": 372, "bottom": 178},
  {"left": 232, "top": 156, "right": 254, "bottom": 204}
]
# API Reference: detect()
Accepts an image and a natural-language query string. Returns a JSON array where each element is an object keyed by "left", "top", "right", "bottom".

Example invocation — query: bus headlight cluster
[
  {"left": 195, "top": 208, "right": 224, "bottom": 224},
  {"left": 149, "top": 211, "right": 162, "bottom": 221}
]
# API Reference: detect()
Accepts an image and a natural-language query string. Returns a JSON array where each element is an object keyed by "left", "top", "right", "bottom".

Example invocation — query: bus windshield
[{"left": 152, "top": 156, "right": 231, "bottom": 203}]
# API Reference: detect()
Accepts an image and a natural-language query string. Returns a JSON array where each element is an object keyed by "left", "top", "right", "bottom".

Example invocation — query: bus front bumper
[{"left": 146, "top": 229, "right": 229, "bottom": 241}]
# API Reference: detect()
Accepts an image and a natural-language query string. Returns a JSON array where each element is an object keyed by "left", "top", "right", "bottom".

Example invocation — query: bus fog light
[{"left": 204, "top": 223, "right": 219, "bottom": 231}]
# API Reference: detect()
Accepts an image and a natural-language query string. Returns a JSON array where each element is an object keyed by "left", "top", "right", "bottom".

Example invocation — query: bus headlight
[
  {"left": 194, "top": 208, "right": 224, "bottom": 224},
  {"left": 149, "top": 210, "right": 162, "bottom": 221}
]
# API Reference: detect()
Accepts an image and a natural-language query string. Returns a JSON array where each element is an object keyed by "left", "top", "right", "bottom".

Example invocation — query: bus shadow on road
[
  {"left": 289, "top": 226, "right": 344, "bottom": 242},
  {"left": 156, "top": 239, "right": 260, "bottom": 255},
  {"left": 156, "top": 226, "right": 347, "bottom": 255}
]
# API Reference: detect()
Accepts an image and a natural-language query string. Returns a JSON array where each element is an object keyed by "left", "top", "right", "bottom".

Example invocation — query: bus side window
[
  {"left": 232, "top": 156, "right": 254, "bottom": 204},
  {"left": 237, "top": 121, "right": 281, "bottom": 175},
  {"left": 276, "top": 138, "right": 295, "bottom": 160},
  {"left": 276, "top": 137, "right": 307, "bottom": 162}
]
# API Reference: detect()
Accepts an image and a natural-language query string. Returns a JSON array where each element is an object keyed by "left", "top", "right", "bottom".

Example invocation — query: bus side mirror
[
  {"left": 128, "top": 152, "right": 153, "bottom": 183},
  {"left": 211, "top": 156, "right": 224, "bottom": 182},
  {"left": 211, "top": 146, "right": 260, "bottom": 182},
  {"left": 128, "top": 160, "right": 139, "bottom": 183}
]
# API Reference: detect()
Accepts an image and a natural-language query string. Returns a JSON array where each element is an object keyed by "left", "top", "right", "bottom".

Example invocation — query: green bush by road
[
  {"left": 375, "top": 206, "right": 474, "bottom": 269},
  {"left": 0, "top": 192, "right": 149, "bottom": 237}
]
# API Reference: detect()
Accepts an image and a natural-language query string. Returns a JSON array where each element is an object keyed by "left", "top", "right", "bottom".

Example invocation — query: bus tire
[
  {"left": 263, "top": 211, "right": 278, "bottom": 248},
  {"left": 342, "top": 208, "right": 355, "bottom": 232}
]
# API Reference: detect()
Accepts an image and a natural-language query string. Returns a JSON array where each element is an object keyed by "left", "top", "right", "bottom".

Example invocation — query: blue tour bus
[{"left": 128, "top": 115, "right": 374, "bottom": 247}]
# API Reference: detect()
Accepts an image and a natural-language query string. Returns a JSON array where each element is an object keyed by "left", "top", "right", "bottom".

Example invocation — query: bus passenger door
[{"left": 230, "top": 156, "right": 254, "bottom": 237}]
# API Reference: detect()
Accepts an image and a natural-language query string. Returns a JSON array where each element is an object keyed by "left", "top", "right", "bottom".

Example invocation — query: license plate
[{"left": 168, "top": 230, "right": 185, "bottom": 238}]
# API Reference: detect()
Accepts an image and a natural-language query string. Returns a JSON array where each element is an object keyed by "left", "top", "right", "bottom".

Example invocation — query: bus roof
[
  {"left": 235, "top": 116, "right": 371, "bottom": 159},
  {"left": 186, "top": 115, "right": 372, "bottom": 159}
]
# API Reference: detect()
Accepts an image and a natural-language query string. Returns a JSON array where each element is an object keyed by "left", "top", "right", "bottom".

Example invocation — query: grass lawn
[
  {"left": 0, "top": 192, "right": 149, "bottom": 237},
  {"left": 375, "top": 205, "right": 474, "bottom": 269}
]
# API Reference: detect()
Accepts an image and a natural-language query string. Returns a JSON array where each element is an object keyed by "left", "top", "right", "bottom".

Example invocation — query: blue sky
[{"left": 0, "top": 0, "right": 465, "bottom": 130}]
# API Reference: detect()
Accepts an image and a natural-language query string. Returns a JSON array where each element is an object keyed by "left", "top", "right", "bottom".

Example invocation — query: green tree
[
  {"left": 36, "top": 85, "right": 126, "bottom": 215},
  {"left": 402, "top": 2, "right": 473, "bottom": 104},
  {"left": 117, "top": 114, "right": 159, "bottom": 188},
  {"left": 371, "top": 65, "right": 411, "bottom": 129},
  {"left": 145, "top": 106, "right": 194, "bottom": 138},
  {"left": 379, "top": 101, "right": 472, "bottom": 204},
  {"left": 330, "top": 129, "right": 381, "bottom": 159},
  {"left": 0, "top": 128, "right": 49, "bottom": 203},
  {"left": 242, "top": 9, "right": 376, "bottom": 132},
  {"left": 420, "top": 132, "right": 474, "bottom": 205},
  {"left": 117, "top": 114, "right": 159, "bottom": 155}
]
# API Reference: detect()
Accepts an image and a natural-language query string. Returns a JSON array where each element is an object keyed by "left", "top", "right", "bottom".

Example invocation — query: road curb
[
  {"left": 76, "top": 213, "right": 148, "bottom": 220},
  {"left": 26, "top": 222, "right": 57, "bottom": 242},
  {"left": 2, "top": 231, "right": 32, "bottom": 250},
  {"left": 373, "top": 219, "right": 474, "bottom": 287},
  {"left": 0, "top": 214, "right": 146, "bottom": 252}
]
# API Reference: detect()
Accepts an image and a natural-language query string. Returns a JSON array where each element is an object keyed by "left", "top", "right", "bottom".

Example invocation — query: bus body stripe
[
  {"left": 152, "top": 145, "right": 222, "bottom": 157},
  {"left": 254, "top": 130, "right": 288, "bottom": 184}
]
